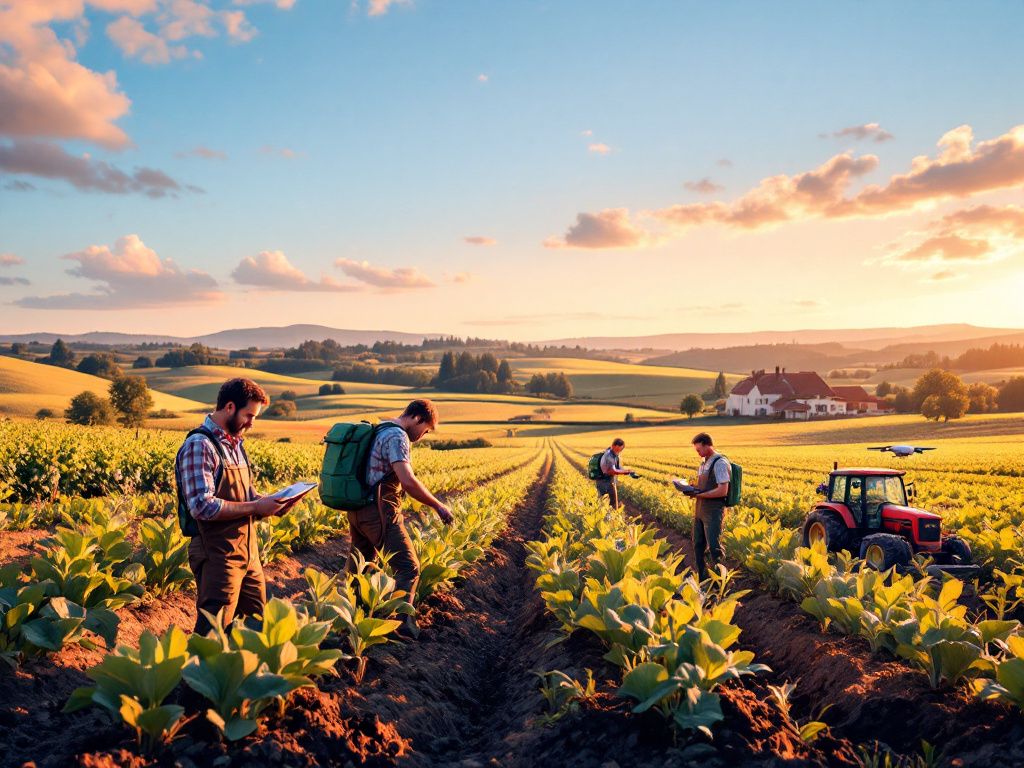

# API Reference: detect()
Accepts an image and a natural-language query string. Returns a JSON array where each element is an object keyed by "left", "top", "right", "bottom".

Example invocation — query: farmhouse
[
  {"left": 831, "top": 385, "right": 896, "bottom": 415},
  {"left": 726, "top": 367, "right": 847, "bottom": 419}
]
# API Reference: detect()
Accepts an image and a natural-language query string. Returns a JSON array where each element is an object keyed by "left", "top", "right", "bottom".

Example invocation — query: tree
[
  {"left": 331, "top": 383, "right": 345, "bottom": 395},
  {"left": 712, "top": 372, "right": 728, "bottom": 400},
  {"left": 681, "top": 394, "right": 704, "bottom": 419},
  {"left": 10, "top": 342, "right": 26, "bottom": 356},
  {"left": 997, "top": 377, "right": 1024, "bottom": 412},
  {"left": 911, "top": 368, "right": 968, "bottom": 412},
  {"left": 35, "top": 408, "right": 55, "bottom": 420},
  {"left": 875, "top": 380, "right": 893, "bottom": 398},
  {"left": 497, "top": 359, "right": 513, "bottom": 385},
  {"left": 47, "top": 338, "right": 75, "bottom": 368},
  {"left": 109, "top": 376, "right": 153, "bottom": 436},
  {"left": 265, "top": 400, "right": 297, "bottom": 418},
  {"left": 319, "top": 383, "right": 333, "bottom": 396},
  {"left": 65, "top": 391, "right": 114, "bottom": 425},
  {"left": 967, "top": 382, "right": 998, "bottom": 414},
  {"left": 280, "top": 390, "right": 298, "bottom": 401},
  {"left": 624, "top": 412, "right": 635, "bottom": 423},
  {"left": 921, "top": 392, "right": 969, "bottom": 422},
  {"left": 891, "top": 387, "right": 914, "bottom": 414},
  {"left": 437, "top": 351, "right": 456, "bottom": 382},
  {"left": 132, "top": 355, "right": 154, "bottom": 369},
  {"left": 77, "top": 353, "right": 123, "bottom": 380}
]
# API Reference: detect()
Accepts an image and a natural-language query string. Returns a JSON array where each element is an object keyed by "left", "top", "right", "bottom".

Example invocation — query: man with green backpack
[
  {"left": 587, "top": 438, "right": 638, "bottom": 509},
  {"left": 684, "top": 432, "right": 741, "bottom": 581},
  {"left": 320, "top": 399, "right": 452, "bottom": 634}
]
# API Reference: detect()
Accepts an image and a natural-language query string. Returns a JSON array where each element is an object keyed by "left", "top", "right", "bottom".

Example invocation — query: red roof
[
  {"left": 773, "top": 398, "right": 810, "bottom": 412},
  {"left": 832, "top": 385, "right": 871, "bottom": 401},
  {"left": 730, "top": 370, "right": 835, "bottom": 399}
]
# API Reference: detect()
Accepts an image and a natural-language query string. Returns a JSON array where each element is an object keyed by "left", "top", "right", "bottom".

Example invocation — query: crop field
[{"left": 2, "top": 412, "right": 1023, "bottom": 767}]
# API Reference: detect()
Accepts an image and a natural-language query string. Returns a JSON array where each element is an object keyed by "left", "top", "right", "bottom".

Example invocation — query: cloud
[
  {"left": 450, "top": 272, "right": 474, "bottom": 284},
  {"left": 107, "top": 16, "right": 188, "bottom": 64},
  {"left": 477, "top": 73, "right": 488, "bottom": 83},
  {"left": 221, "top": 10, "right": 257, "bottom": 42},
  {"left": 580, "top": 129, "right": 593, "bottom": 137},
  {"left": 233, "top": 0, "right": 297, "bottom": 8},
  {"left": 792, "top": 299, "right": 826, "bottom": 308},
  {"left": 684, "top": 177, "right": 724, "bottom": 195},
  {"left": 0, "top": 253, "right": 25, "bottom": 266},
  {"left": 259, "top": 145, "right": 301, "bottom": 159},
  {"left": 822, "top": 122, "right": 894, "bottom": 143},
  {"left": 366, "top": 0, "right": 412, "bottom": 16},
  {"left": 884, "top": 204, "right": 1024, "bottom": 267},
  {"left": 175, "top": 145, "right": 227, "bottom": 160},
  {"left": 334, "top": 258, "right": 435, "bottom": 290},
  {"left": 0, "top": 139, "right": 201, "bottom": 197},
  {"left": 0, "top": 2, "right": 133, "bottom": 148},
  {"left": 930, "top": 269, "right": 959, "bottom": 281},
  {"left": 717, "top": 158, "right": 733, "bottom": 168},
  {"left": 588, "top": 143, "right": 611, "bottom": 155},
  {"left": 0, "top": 277, "right": 31, "bottom": 286},
  {"left": 15, "top": 234, "right": 223, "bottom": 309},
  {"left": 463, "top": 236, "right": 497, "bottom": 246},
  {"left": 553, "top": 124, "right": 1024, "bottom": 248},
  {"left": 543, "top": 208, "right": 654, "bottom": 250},
  {"left": 232, "top": 251, "right": 356, "bottom": 292}
]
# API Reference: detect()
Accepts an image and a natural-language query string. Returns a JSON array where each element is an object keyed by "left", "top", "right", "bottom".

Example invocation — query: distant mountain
[
  {"left": 0, "top": 325, "right": 439, "bottom": 350},
  {"left": 644, "top": 343, "right": 872, "bottom": 374},
  {"left": 544, "top": 324, "right": 1022, "bottom": 352}
]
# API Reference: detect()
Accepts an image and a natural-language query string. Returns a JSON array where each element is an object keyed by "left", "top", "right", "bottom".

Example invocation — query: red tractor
[{"left": 801, "top": 466, "right": 975, "bottom": 574}]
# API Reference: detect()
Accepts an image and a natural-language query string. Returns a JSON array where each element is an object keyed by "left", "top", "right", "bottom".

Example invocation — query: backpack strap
[
  {"left": 174, "top": 426, "right": 233, "bottom": 521},
  {"left": 365, "top": 422, "right": 406, "bottom": 502}
]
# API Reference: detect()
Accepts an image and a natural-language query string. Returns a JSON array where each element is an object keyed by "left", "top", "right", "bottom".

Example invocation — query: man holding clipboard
[{"left": 175, "top": 378, "right": 304, "bottom": 635}]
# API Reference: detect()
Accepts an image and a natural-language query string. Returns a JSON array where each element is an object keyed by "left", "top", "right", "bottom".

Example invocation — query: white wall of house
[{"left": 726, "top": 384, "right": 783, "bottom": 417}]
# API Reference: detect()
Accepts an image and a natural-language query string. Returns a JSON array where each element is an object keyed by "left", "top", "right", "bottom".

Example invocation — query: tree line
[{"left": 876, "top": 369, "right": 1024, "bottom": 421}]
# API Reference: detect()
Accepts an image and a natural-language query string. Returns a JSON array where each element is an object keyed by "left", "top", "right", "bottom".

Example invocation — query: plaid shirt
[{"left": 177, "top": 415, "right": 256, "bottom": 521}]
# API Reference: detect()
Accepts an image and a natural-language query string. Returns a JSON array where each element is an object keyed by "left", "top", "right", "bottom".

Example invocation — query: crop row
[
  {"left": 525, "top": 445, "right": 769, "bottom": 737},
  {"left": 557, "top": 446, "right": 1024, "bottom": 713}
]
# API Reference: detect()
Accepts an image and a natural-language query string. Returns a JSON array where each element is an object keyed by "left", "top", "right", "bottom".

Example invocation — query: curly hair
[{"left": 217, "top": 378, "right": 270, "bottom": 411}]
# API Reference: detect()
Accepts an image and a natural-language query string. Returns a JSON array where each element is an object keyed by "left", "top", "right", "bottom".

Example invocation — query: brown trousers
[
  {"left": 346, "top": 474, "right": 420, "bottom": 604},
  {"left": 596, "top": 479, "right": 619, "bottom": 509},
  {"left": 188, "top": 461, "right": 266, "bottom": 635}
]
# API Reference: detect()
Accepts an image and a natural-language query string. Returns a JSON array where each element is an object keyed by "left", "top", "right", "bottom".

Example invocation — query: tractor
[{"left": 801, "top": 466, "right": 976, "bottom": 574}]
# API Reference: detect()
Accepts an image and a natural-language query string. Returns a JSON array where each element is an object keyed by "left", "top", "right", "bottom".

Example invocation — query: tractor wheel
[
  {"left": 802, "top": 510, "right": 850, "bottom": 553},
  {"left": 859, "top": 533, "right": 913, "bottom": 571},
  {"left": 941, "top": 535, "right": 973, "bottom": 565}
]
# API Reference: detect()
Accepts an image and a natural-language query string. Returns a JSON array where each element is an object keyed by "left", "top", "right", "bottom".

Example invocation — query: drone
[{"left": 867, "top": 445, "right": 936, "bottom": 458}]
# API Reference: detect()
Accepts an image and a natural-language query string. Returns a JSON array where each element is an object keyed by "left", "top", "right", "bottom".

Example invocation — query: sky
[{"left": 1, "top": 0, "right": 1024, "bottom": 341}]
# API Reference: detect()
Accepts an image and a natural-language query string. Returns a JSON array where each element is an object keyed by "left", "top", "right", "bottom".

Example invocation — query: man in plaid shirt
[{"left": 176, "top": 378, "right": 298, "bottom": 634}]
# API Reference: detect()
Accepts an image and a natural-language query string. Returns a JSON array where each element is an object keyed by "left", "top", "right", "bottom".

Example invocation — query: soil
[
  {"left": 629, "top": 503, "right": 1024, "bottom": 768},
  {"left": 3, "top": 453, "right": 872, "bottom": 768}
]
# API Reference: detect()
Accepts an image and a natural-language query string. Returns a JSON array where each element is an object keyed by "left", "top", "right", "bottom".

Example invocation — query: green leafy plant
[
  {"left": 65, "top": 625, "right": 193, "bottom": 753},
  {"left": 135, "top": 515, "right": 193, "bottom": 596},
  {"left": 533, "top": 668, "right": 596, "bottom": 726}
]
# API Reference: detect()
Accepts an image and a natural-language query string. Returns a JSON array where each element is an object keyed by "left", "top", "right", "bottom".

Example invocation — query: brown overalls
[
  {"left": 187, "top": 448, "right": 266, "bottom": 635},
  {"left": 345, "top": 471, "right": 421, "bottom": 604}
]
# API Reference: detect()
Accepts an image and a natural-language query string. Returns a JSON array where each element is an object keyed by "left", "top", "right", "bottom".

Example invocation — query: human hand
[
  {"left": 435, "top": 503, "right": 454, "bottom": 525},
  {"left": 255, "top": 495, "right": 297, "bottom": 518}
]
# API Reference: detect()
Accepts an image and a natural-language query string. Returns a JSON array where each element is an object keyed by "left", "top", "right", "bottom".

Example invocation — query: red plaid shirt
[{"left": 177, "top": 415, "right": 256, "bottom": 521}]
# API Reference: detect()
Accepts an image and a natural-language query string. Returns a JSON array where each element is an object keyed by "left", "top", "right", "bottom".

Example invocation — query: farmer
[
  {"left": 689, "top": 432, "right": 731, "bottom": 581},
  {"left": 596, "top": 438, "right": 636, "bottom": 509},
  {"left": 346, "top": 399, "right": 453, "bottom": 631},
  {"left": 176, "top": 378, "right": 299, "bottom": 635}
]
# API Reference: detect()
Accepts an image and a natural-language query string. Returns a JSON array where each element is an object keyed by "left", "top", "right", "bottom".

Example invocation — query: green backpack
[
  {"left": 587, "top": 451, "right": 606, "bottom": 480},
  {"left": 320, "top": 422, "right": 402, "bottom": 511},
  {"left": 711, "top": 455, "right": 743, "bottom": 507}
]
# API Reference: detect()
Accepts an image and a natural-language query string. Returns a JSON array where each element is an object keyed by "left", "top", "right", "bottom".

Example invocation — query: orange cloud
[
  {"left": 334, "top": 258, "right": 435, "bottom": 290},
  {"left": 543, "top": 208, "right": 653, "bottom": 250},
  {"left": 367, "top": 0, "right": 411, "bottom": 16},
  {"left": 0, "top": 2, "right": 133, "bottom": 148},
  {"left": 588, "top": 143, "right": 611, "bottom": 155},
  {"left": 107, "top": 16, "right": 188, "bottom": 64},
  {"left": 0, "top": 253, "right": 25, "bottom": 267},
  {"left": 16, "top": 234, "right": 222, "bottom": 309},
  {"left": 463, "top": 236, "right": 497, "bottom": 246},
  {"left": 176, "top": 145, "right": 227, "bottom": 160},
  {"left": 233, "top": 251, "right": 356, "bottom": 292},
  {"left": 884, "top": 204, "right": 1024, "bottom": 267},
  {"left": 551, "top": 124, "right": 1024, "bottom": 248}
]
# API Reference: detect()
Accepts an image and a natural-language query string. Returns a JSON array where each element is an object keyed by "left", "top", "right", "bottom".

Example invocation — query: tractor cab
[{"left": 803, "top": 467, "right": 975, "bottom": 575}]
